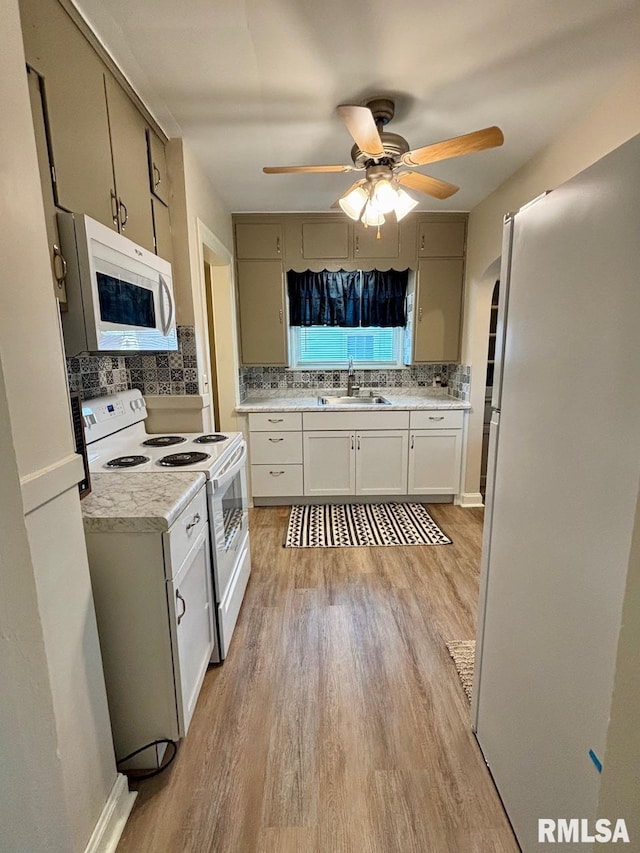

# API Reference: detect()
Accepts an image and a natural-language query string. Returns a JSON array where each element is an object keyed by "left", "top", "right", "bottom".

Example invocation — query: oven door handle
[{"left": 212, "top": 443, "right": 247, "bottom": 490}]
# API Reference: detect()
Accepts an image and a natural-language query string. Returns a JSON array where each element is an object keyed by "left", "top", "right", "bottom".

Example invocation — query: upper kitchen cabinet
[
  {"left": 413, "top": 258, "right": 464, "bottom": 362},
  {"left": 353, "top": 221, "right": 399, "bottom": 261},
  {"left": 104, "top": 73, "right": 155, "bottom": 252},
  {"left": 301, "top": 222, "right": 349, "bottom": 259},
  {"left": 237, "top": 260, "right": 288, "bottom": 365},
  {"left": 418, "top": 219, "right": 466, "bottom": 258},
  {"left": 147, "top": 128, "right": 169, "bottom": 206},
  {"left": 235, "top": 223, "right": 283, "bottom": 259},
  {"left": 20, "top": 0, "right": 115, "bottom": 227},
  {"left": 151, "top": 198, "right": 173, "bottom": 264}
]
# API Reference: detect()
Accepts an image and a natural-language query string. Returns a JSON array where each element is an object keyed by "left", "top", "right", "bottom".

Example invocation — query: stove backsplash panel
[{"left": 67, "top": 325, "right": 198, "bottom": 400}]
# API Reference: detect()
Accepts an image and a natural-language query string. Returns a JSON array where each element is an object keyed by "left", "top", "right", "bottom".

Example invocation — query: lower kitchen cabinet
[
  {"left": 355, "top": 430, "right": 408, "bottom": 495},
  {"left": 408, "top": 429, "right": 462, "bottom": 495},
  {"left": 304, "top": 431, "right": 355, "bottom": 496}
]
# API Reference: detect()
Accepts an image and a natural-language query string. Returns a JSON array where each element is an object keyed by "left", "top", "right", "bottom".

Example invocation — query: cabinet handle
[
  {"left": 153, "top": 162, "right": 161, "bottom": 188},
  {"left": 52, "top": 244, "right": 67, "bottom": 287},
  {"left": 421, "top": 234, "right": 425, "bottom": 251},
  {"left": 355, "top": 236, "right": 360, "bottom": 254},
  {"left": 351, "top": 435, "right": 355, "bottom": 450},
  {"left": 418, "top": 307, "right": 423, "bottom": 321},
  {"left": 186, "top": 512, "right": 201, "bottom": 531},
  {"left": 411, "top": 434, "right": 415, "bottom": 449},
  {"left": 270, "top": 470, "right": 285, "bottom": 476},
  {"left": 429, "top": 416, "right": 445, "bottom": 421},
  {"left": 110, "top": 190, "right": 119, "bottom": 226},
  {"left": 268, "top": 418, "right": 283, "bottom": 423},
  {"left": 268, "top": 437, "right": 284, "bottom": 442},
  {"left": 278, "top": 308, "right": 283, "bottom": 324},
  {"left": 118, "top": 198, "right": 128, "bottom": 230},
  {"left": 276, "top": 236, "right": 281, "bottom": 254},
  {"left": 176, "top": 590, "right": 186, "bottom": 625}
]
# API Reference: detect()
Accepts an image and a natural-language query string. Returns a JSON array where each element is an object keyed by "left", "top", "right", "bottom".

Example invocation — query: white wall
[
  {"left": 1, "top": 0, "right": 128, "bottom": 847},
  {"left": 460, "top": 60, "right": 640, "bottom": 501}
]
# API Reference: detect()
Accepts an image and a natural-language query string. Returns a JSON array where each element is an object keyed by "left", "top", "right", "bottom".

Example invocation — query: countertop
[
  {"left": 236, "top": 389, "right": 471, "bottom": 413},
  {"left": 82, "top": 472, "right": 206, "bottom": 533}
]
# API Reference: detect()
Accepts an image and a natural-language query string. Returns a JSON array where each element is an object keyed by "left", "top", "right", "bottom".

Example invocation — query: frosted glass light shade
[
  {"left": 361, "top": 201, "right": 385, "bottom": 227},
  {"left": 393, "top": 188, "right": 419, "bottom": 221},
  {"left": 338, "top": 186, "right": 368, "bottom": 220},
  {"left": 371, "top": 179, "right": 397, "bottom": 214}
]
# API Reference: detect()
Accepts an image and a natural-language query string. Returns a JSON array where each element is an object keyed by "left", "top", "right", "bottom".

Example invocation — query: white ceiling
[{"left": 76, "top": 0, "right": 640, "bottom": 213}]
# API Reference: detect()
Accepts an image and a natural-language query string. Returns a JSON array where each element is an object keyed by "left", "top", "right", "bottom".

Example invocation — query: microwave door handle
[
  {"left": 213, "top": 443, "right": 247, "bottom": 490},
  {"left": 159, "top": 274, "right": 174, "bottom": 336}
]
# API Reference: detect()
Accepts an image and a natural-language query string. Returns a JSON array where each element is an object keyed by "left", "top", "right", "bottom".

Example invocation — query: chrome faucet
[{"left": 346, "top": 357, "right": 358, "bottom": 397}]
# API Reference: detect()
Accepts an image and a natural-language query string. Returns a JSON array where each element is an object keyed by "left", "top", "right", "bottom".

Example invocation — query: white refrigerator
[{"left": 471, "top": 133, "right": 640, "bottom": 850}]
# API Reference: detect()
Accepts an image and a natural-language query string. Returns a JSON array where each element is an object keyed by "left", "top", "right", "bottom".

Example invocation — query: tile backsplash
[
  {"left": 66, "top": 325, "right": 199, "bottom": 400},
  {"left": 239, "top": 363, "right": 471, "bottom": 400}
]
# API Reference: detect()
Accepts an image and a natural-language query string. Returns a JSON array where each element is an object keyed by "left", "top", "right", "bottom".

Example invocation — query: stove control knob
[{"left": 83, "top": 413, "right": 97, "bottom": 427}]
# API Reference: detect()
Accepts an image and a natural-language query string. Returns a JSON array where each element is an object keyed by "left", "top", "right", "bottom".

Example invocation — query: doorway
[{"left": 480, "top": 280, "right": 500, "bottom": 497}]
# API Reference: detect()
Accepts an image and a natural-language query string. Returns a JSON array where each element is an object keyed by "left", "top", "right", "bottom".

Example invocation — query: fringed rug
[
  {"left": 284, "top": 503, "right": 452, "bottom": 548},
  {"left": 446, "top": 640, "right": 476, "bottom": 702}
]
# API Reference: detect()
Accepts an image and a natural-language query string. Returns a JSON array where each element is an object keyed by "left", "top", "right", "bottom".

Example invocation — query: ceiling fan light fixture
[
  {"left": 338, "top": 185, "right": 369, "bottom": 220},
  {"left": 393, "top": 188, "right": 419, "bottom": 221},
  {"left": 370, "top": 178, "right": 398, "bottom": 214},
  {"left": 361, "top": 201, "right": 385, "bottom": 228}
]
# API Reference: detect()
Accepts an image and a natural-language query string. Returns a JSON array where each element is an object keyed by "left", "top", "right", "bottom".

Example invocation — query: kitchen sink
[{"left": 318, "top": 395, "right": 391, "bottom": 406}]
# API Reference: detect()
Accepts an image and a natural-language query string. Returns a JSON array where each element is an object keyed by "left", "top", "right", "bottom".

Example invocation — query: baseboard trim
[
  {"left": 84, "top": 774, "right": 136, "bottom": 853},
  {"left": 253, "top": 495, "right": 455, "bottom": 507},
  {"left": 459, "top": 492, "right": 484, "bottom": 508}
]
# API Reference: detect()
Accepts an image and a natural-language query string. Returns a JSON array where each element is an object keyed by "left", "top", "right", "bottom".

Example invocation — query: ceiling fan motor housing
[{"left": 351, "top": 133, "right": 410, "bottom": 169}]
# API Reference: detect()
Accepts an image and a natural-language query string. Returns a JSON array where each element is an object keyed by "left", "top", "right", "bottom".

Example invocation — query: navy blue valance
[{"left": 287, "top": 269, "right": 408, "bottom": 328}]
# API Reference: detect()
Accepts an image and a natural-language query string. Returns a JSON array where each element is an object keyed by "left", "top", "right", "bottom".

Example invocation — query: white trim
[
  {"left": 20, "top": 453, "right": 85, "bottom": 515},
  {"left": 143, "top": 393, "right": 211, "bottom": 410},
  {"left": 459, "top": 492, "right": 484, "bottom": 508},
  {"left": 83, "top": 774, "right": 136, "bottom": 853}
]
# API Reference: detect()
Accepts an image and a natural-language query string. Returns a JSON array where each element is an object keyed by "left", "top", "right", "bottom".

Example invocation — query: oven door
[{"left": 209, "top": 442, "right": 249, "bottom": 602}]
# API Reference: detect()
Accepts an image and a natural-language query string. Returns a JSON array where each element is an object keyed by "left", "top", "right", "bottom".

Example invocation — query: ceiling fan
[{"left": 263, "top": 97, "right": 504, "bottom": 227}]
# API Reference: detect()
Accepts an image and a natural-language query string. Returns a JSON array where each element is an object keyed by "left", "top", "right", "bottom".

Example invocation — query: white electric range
[{"left": 83, "top": 389, "right": 250, "bottom": 661}]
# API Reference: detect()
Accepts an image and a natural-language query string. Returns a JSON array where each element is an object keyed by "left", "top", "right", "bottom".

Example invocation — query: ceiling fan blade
[
  {"left": 331, "top": 179, "right": 367, "bottom": 209},
  {"left": 263, "top": 164, "right": 354, "bottom": 174},
  {"left": 336, "top": 105, "right": 385, "bottom": 158},
  {"left": 397, "top": 170, "right": 459, "bottom": 200},
  {"left": 402, "top": 126, "right": 504, "bottom": 167}
]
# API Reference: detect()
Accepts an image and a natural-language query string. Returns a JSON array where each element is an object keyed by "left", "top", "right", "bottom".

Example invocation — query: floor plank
[{"left": 117, "top": 504, "right": 518, "bottom": 853}]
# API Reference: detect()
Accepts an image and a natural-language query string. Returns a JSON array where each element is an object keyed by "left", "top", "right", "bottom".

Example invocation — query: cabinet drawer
[
  {"left": 250, "top": 431, "right": 302, "bottom": 464},
  {"left": 251, "top": 464, "right": 303, "bottom": 497},
  {"left": 166, "top": 486, "right": 208, "bottom": 574},
  {"left": 249, "top": 412, "right": 302, "bottom": 432},
  {"left": 410, "top": 409, "right": 464, "bottom": 429}
]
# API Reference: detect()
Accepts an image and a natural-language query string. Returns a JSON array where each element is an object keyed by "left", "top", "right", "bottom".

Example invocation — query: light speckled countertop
[
  {"left": 236, "top": 389, "right": 470, "bottom": 413},
  {"left": 82, "top": 472, "right": 206, "bottom": 533}
]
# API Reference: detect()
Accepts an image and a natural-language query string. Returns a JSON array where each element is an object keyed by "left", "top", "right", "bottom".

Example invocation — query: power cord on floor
[{"left": 117, "top": 738, "right": 178, "bottom": 781}]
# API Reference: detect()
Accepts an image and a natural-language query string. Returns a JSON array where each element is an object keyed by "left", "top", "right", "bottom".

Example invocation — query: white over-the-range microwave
[{"left": 58, "top": 212, "right": 177, "bottom": 354}]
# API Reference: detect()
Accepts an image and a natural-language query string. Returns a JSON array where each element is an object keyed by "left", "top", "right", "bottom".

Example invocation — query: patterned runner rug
[
  {"left": 446, "top": 640, "right": 476, "bottom": 702},
  {"left": 284, "top": 503, "right": 452, "bottom": 548}
]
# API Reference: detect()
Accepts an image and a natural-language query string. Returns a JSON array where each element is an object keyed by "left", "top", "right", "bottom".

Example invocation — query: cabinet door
[
  {"left": 147, "top": 127, "right": 169, "bottom": 205},
  {"left": 353, "top": 221, "right": 400, "bottom": 260},
  {"left": 408, "top": 429, "right": 462, "bottom": 495},
  {"left": 418, "top": 220, "right": 466, "bottom": 257},
  {"left": 301, "top": 222, "right": 349, "bottom": 259},
  {"left": 235, "top": 223, "right": 283, "bottom": 259},
  {"left": 168, "top": 531, "right": 215, "bottom": 735},
  {"left": 303, "top": 431, "right": 355, "bottom": 496},
  {"left": 237, "top": 260, "right": 287, "bottom": 365},
  {"left": 356, "top": 430, "right": 408, "bottom": 496},
  {"left": 152, "top": 197, "right": 173, "bottom": 263},
  {"left": 20, "top": 0, "right": 115, "bottom": 228},
  {"left": 414, "top": 258, "right": 464, "bottom": 362},
  {"left": 105, "top": 73, "right": 155, "bottom": 252},
  {"left": 27, "top": 67, "right": 66, "bottom": 303}
]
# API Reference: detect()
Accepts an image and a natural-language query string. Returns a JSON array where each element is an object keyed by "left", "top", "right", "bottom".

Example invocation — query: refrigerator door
[
  {"left": 473, "top": 134, "right": 640, "bottom": 851},
  {"left": 471, "top": 409, "right": 500, "bottom": 729}
]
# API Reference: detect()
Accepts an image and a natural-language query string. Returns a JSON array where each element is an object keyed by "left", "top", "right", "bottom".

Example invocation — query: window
[{"left": 290, "top": 325, "right": 404, "bottom": 368}]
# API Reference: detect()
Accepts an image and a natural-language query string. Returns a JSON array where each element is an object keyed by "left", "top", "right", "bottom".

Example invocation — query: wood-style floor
[{"left": 117, "top": 504, "right": 518, "bottom": 853}]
